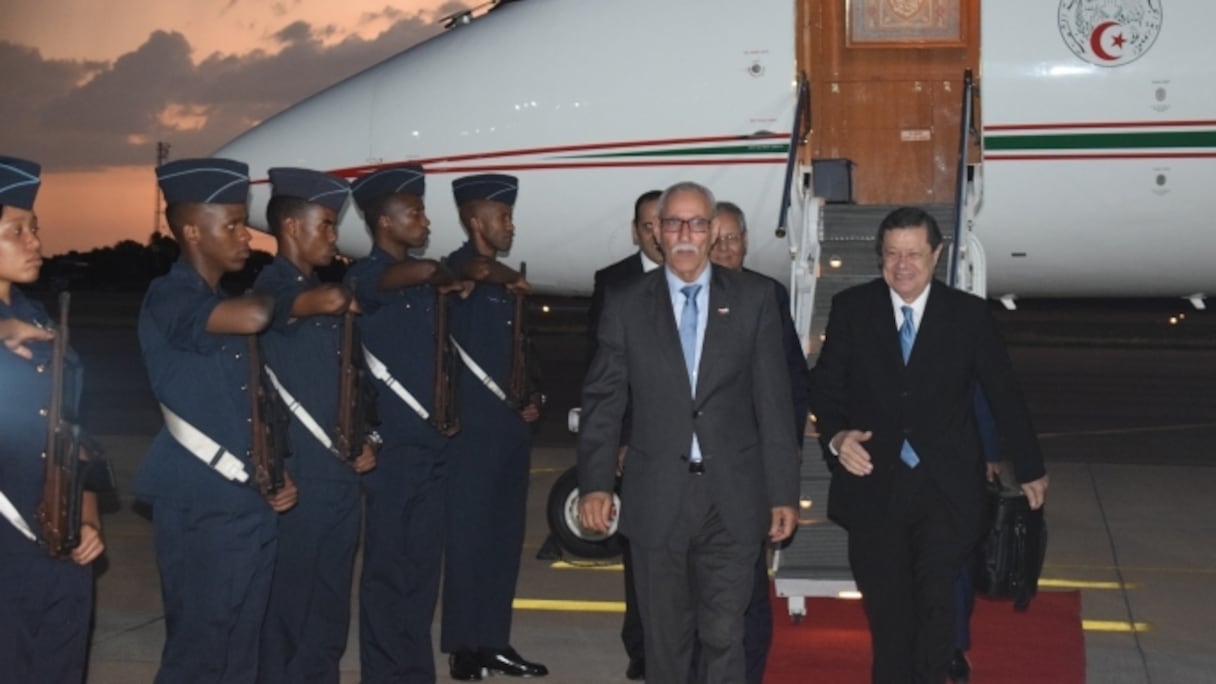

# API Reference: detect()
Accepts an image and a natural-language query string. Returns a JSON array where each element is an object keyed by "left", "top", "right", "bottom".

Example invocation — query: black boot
[
  {"left": 479, "top": 646, "right": 549, "bottom": 677},
  {"left": 449, "top": 650, "right": 486, "bottom": 681},
  {"left": 948, "top": 648, "right": 972, "bottom": 682}
]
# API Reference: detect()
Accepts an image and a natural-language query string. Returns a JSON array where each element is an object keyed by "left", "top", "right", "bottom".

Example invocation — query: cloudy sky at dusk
[{"left": 1, "top": 0, "right": 465, "bottom": 255}]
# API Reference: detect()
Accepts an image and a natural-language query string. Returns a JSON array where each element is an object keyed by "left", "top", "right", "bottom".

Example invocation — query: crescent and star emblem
[
  {"left": 1058, "top": 0, "right": 1163, "bottom": 68},
  {"left": 1089, "top": 20, "right": 1124, "bottom": 62}
]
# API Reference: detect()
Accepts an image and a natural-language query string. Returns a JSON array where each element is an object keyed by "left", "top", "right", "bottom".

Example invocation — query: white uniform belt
[
  {"left": 160, "top": 404, "right": 250, "bottom": 483},
  {"left": 448, "top": 336, "right": 508, "bottom": 402},
  {"left": 0, "top": 489, "right": 36, "bottom": 541},
  {"left": 263, "top": 365, "right": 336, "bottom": 454},
  {"left": 362, "top": 345, "right": 430, "bottom": 420}
]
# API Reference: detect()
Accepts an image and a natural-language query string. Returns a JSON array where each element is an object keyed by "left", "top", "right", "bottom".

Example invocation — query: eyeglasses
[
  {"left": 714, "top": 233, "right": 744, "bottom": 246},
  {"left": 659, "top": 217, "right": 711, "bottom": 234}
]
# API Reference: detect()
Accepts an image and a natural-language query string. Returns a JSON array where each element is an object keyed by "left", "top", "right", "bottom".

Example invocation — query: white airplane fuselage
[
  {"left": 217, "top": 0, "right": 799, "bottom": 295},
  {"left": 215, "top": 0, "right": 1215, "bottom": 303},
  {"left": 971, "top": 0, "right": 1214, "bottom": 302}
]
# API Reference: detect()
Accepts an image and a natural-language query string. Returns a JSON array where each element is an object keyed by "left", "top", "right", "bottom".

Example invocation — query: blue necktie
[
  {"left": 680, "top": 284, "right": 703, "bottom": 465},
  {"left": 679, "top": 285, "right": 701, "bottom": 381},
  {"left": 899, "top": 305, "right": 919, "bottom": 468},
  {"left": 899, "top": 305, "right": 915, "bottom": 363}
]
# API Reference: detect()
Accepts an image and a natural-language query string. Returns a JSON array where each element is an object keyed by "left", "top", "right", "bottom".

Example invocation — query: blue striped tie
[
  {"left": 679, "top": 285, "right": 701, "bottom": 380},
  {"left": 899, "top": 305, "right": 919, "bottom": 468}
]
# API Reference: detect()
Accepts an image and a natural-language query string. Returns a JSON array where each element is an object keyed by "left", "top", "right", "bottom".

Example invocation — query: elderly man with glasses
[{"left": 578, "top": 182, "right": 801, "bottom": 684}]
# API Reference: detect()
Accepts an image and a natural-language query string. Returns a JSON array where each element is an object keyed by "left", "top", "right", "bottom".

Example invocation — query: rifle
[
  {"left": 507, "top": 262, "right": 538, "bottom": 411},
  {"left": 36, "top": 292, "right": 82, "bottom": 558},
  {"left": 249, "top": 335, "right": 287, "bottom": 495},
  {"left": 429, "top": 283, "right": 460, "bottom": 436},
  {"left": 334, "top": 302, "right": 381, "bottom": 461}
]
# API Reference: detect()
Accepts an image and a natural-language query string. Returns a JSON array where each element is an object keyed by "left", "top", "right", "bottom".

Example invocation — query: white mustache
[{"left": 671, "top": 243, "right": 698, "bottom": 255}]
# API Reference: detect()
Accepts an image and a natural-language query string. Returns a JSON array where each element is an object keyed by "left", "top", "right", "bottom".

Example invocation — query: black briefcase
[{"left": 976, "top": 478, "right": 1047, "bottom": 610}]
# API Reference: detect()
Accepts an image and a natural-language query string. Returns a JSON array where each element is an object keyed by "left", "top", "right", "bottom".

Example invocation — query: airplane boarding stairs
[{"left": 774, "top": 203, "right": 954, "bottom": 619}]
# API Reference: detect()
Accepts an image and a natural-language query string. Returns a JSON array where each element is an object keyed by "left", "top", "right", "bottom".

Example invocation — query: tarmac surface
[{"left": 62, "top": 294, "right": 1216, "bottom": 683}]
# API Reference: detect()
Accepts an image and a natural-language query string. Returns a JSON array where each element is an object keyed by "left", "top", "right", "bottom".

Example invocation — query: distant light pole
[{"left": 154, "top": 142, "right": 171, "bottom": 236}]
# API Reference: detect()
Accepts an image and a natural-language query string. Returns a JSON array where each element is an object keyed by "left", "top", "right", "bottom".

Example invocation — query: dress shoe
[
  {"left": 480, "top": 646, "right": 549, "bottom": 677},
  {"left": 948, "top": 648, "right": 972, "bottom": 682},
  {"left": 625, "top": 656, "right": 645, "bottom": 680},
  {"left": 449, "top": 650, "right": 486, "bottom": 681}
]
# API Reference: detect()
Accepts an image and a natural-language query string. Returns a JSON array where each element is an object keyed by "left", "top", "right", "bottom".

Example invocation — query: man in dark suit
[
  {"left": 587, "top": 189, "right": 663, "bottom": 364},
  {"left": 578, "top": 181, "right": 801, "bottom": 684},
  {"left": 709, "top": 200, "right": 811, "bottom": 684},
  {"left": 585, "top": 188, "right": 662, "bottom": 681},
  {"left": 809, "top": 206, "right": 1049, "bottom": 683}
]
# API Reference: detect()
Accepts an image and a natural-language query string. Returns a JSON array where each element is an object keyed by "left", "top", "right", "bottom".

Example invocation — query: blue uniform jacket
[
  {"left": 254, "top": 256, "right": 357, "bottom": 484},
  {"left": 134, "top": 261, "right": 266, "bottom": 512},
  {"left": 0, "top": 290, "right": 84, "bottom": 556},
  {"left": 346, "top": 246, "right": 447, "bottom": 450},
  {"left": 446, "top": 242, "right": 528, "bottom": 435}
]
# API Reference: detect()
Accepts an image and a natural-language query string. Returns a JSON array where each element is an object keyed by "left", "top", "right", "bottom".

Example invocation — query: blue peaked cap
[
  {"left": 157, "top": 158, "right": 249, "bottom": 205},
  {"left": 0, "top": 156, "right": 41, "bottom": 210},
  {"left": 452, "top": 173, "right": 518, "bottom": 207},
  {"left": 268, "top": 167, "right": 350, "bottom": 213},
  {"left": 351, "top": 164, "right": 426, "bottom": 212}
]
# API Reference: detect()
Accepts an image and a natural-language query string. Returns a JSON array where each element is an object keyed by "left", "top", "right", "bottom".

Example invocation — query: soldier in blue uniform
[
  {"left": 136, "top": 157, "right": 298, "bottom": 684},
  {"left": 0, "top": 155, "right": 106, "bottom": 684},
  {"left": 443, "top": 173, "right": 548, "bottom": 680},
  {"left": 255, "top": 167, "right": 377, "bottom": 684},
  {"left": 345, "top": 164, "right": 471, "bottom": 683}
]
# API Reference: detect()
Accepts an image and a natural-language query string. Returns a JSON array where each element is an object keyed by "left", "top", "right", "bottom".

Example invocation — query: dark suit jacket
[
  {"left": 578, "top": 266, "right": 801, "bottom": 548},
  {"left": 588, "top": 252, "right": 644, "bottom": 364},
  {"left": 747, "top": 268, "right": 812, "bottom": 446},
  {"left": 809, "top": 279, "right": 1044, "bottom": 536}
]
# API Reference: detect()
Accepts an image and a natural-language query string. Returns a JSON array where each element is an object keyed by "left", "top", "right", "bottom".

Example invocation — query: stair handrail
[
  {"left": 948, "top": 69, "right": 976, "bottom": 287},
  {"left": 777, "top": 72, "right": 810, "bottom": 242}
]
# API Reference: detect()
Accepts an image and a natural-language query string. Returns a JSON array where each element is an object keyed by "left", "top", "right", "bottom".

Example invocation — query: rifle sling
[
  {"left": 448, "top": 336, "right": 510, "bottom": 404},
  {"left": 0, "top": 489, "right": 37, "bottom": 542},
  {"left": 362, "top": 345, "right": 431, "bottom": 421},
  {"left": 160, "top": 404, "right": 250, "bottom": 483},
  {"left": 263, "top": 364, "right": 338, "bottom": 456}
]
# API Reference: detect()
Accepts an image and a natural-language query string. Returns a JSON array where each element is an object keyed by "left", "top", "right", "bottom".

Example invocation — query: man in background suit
[
  {"left": 809, "top": 206, "right": 1048, "bottom": 683},
  {"left": 709, "top": 200, "right": 811, "bottom": 684},
  {"left": 585, "top": 188, "right": 663, "bottom": 681},
  {"left": 579, "top": 181, "right": 800, "bottom": 684},
  {"left": 587, "top": 189, "right": 664, "bottom": 363}
]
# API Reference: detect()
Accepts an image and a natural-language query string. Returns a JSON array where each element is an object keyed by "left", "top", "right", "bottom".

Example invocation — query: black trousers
[
  {"left": 359, "top": 443, "right": 448, "bottom": 684},
  {"left": 848, "top": 466, "right": 972, "bottom": 684},
  {"left": 262, "top": 478, "right": 360, "bottom": 684},
  {"left": 630, "top": 475, "right": 760, "bottom": 684},
  {"left": 623, "top": 535, "right": 773, "bottom": 683},
  {"left": 441, "top": 428, "right": 531, "bottom": 652}
]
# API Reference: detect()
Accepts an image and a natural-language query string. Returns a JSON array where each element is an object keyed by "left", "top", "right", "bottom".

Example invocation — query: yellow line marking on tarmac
[
  {"left": 530, "top": 467, "right": 565, "bottom": 475},
  {"left": 1047, "top": 563, "right": 1216, "bottom": 576},
  {"left": 1082, "top": 620, "right": 1151, "bottom": 633},
  {"left": 549, "top": 561, "right": 624, "bottom": 571},
  {"left": 1039, "top": 421, "right": 1216, "bottom": 439},
  {"left": 1039, "top": 578, "right": 1135, "bottom": 590},
  {"left": 514, "top": 598, "right": 625, "bottom": 613},
  {"left": 514, "top": 599, "right": 1154, "bottom": 632}
]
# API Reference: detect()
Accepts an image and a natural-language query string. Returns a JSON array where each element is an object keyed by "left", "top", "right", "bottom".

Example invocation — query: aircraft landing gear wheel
[{"left": 545, "top": 466, "right": 622, "bottom": 559}]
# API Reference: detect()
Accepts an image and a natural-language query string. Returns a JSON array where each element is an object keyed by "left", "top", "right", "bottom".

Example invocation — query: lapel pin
[{"left": 716, "top": 307, "right": 730, "bottom": 315}]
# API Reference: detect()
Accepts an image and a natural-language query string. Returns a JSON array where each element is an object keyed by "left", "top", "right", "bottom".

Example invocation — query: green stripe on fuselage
[{"left": 985, "top": 130, "right": 1216, "bottom": 151}]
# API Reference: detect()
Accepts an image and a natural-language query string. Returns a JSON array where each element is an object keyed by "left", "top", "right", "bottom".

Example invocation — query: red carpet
[{"left": 765, "top": 591, "right": 1085, "bottom": 683}]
